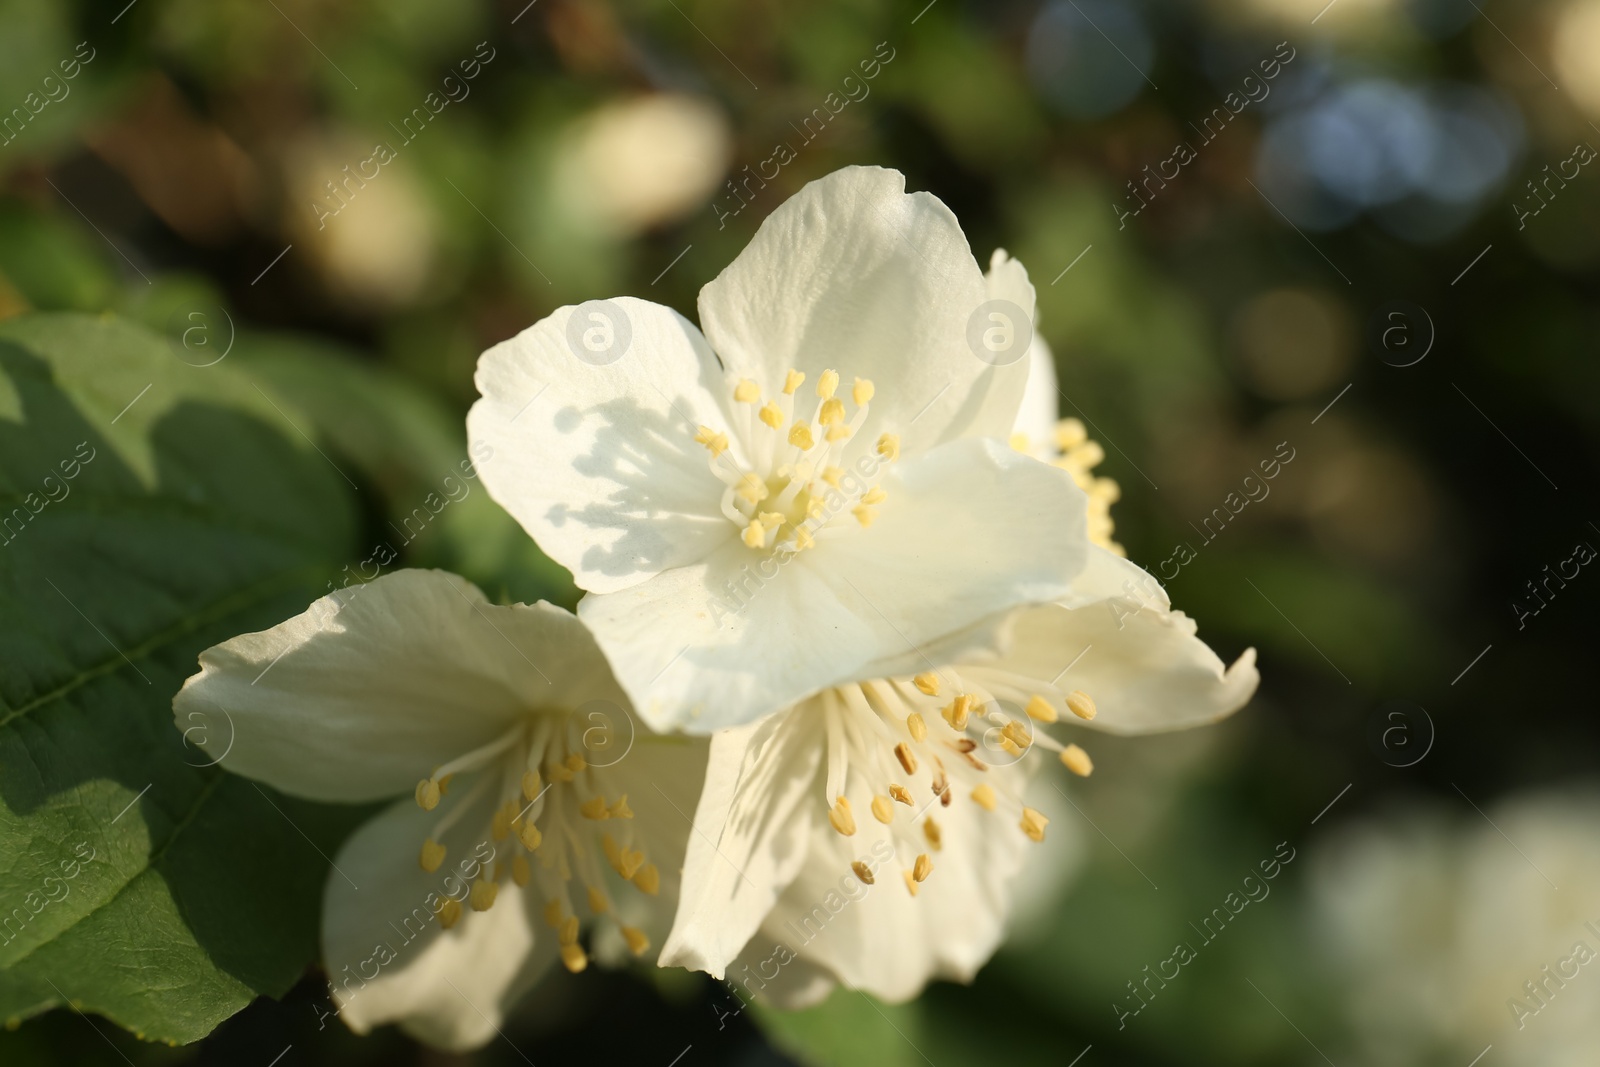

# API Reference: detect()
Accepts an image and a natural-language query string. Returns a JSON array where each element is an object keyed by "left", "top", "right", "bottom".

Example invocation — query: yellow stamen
[
  {"left": 1066, "top": 690, "right": 1098, "bottom": 721},
  {"left": 491, "top": 802, "right": 514, "bottom": 841},
  {"left": 436, "top": 897, "right": 462, "bottom": 929},
  {"left": 828, "top": 795, "right": 857, "bottom": 836},
  {"left": 632, "top": 863, "right": 660, "bottom": 895},
  {"left": 415, "top": 778, "right": 440, "bottom": 811},
  {"left": 693, "top": 426, "right": 730, "bottom": 456},
  {"left": 469, "top": 878, "right": 498, "bottom": 912},
  {"left": 876, "top": 433, "right": 900, "bottom": 461},
  {"left": 565, "top": 753, "right": 586, "bottom": 774},
  {"left": 1009, "top": 431, "right": 1030, "bottom": 453},
  {"left": 924, "top": 817, "right": 943, "bottom": 850},
  {"left": 522, "top": 769, "right": 542, "bottom": 801},
  {"left": 821, "top": 466, "right": 844, "bottom": 487},
  {"left": 792, "top": 526, "right": 816, "bottom": 551},
  {"left": 852, "top": 505, "right": 876, "bottom": 528},
  {"left": 734, "top": 379, "right": 760, "bottom": 404},
  {"left": 1060, "top": 743, "right": 1094, "bottom": 777},
  {"left": 587, "top": 886, "right": 608, "bottom": 915},
  {"left": 610, "top": 794, "right": 634, "bottom": 819},
  {"left": 971, "top": 782, "right": 998, "bottom": 811},
  {"left": 547, "top": 761, "right": 575, "bottom": 783},
  {"left": 825, "top": 425, "right": 852, "bottom": 443},
  {"left": 517, "top": 819, "right": 543, "bottom": 852},
  {"left": 1055, "top": 417, "right": 1087, "bottom": 451},
  {"left": 544, "top": 899, "right": 563, "bottom": 928},
  {"left": 1020, "top": 807, "right": 1049, "bottom": 842},
  {"left": 851, "top": 860, "right": 876, "bottom": 885},
  {"left": 618, "top": 848, "right": 645, "bottom": 881},
  {"left": 861, "top": 486, "right": 887, "bottom": 505},
  {"left": 788, "top": 424, "right": 815, "bottom": 450},
  {"left": 783, "top": 369, "right": 806, "bottom": 395},
  {"left": 757, "top": 511, "right": 787, "bottom": 530},
  {"left": 560, "top": 943, "right": 589, "bottom": 973},
  {"left": 943, "top": 694, "right": 973, "bottom": 730},
  {"left": 559, "top": 915, "right": 580, "bottom": 945},
  {"left": 819, "top": 397, "right": 845, "bottom": 426},
  {"left": 907, "top": 712, "right": 928, "bottom": 742},
  {"left": 913, "top": 853, "right": 933, "bottom": 882},
  {"left": 759, "top": 401, "right": 784, "bottom": 429},
  {"left": 817, "top": 369, "right": 839, "bottom": 399},
  {"left": 903, "top": 870, "right": 919, "bottom": 897},
  {"left": 579, "top": 795, "right": 609, "bottom": 820},
  {"left": 1001, "top": 719, "right": 1032, "bottom": 749},
  {"left": 511, "top": 854, "right": 531, "bottom": 886},
  {"left": 438, "top": 774, "right": 454, "bottom": 795},
  {"left": 806, "top": 495, "right": 827, "bottom": 519},
  {"left": 622, "top": 925, "right": 651, "bottom": 956},
  {"left": 913, "top": 672, "right": 940, "bottom": 696},
  {"left": 736, "top": 472, "right": 768, "bottom": 504},
  {"left": 889, "top": 783, "right": 914, "bottom": 805},
  {"left": 742, "top": 520, "right": 767, "bottom": 548},
  {"left": 418, "top": 839, "right": 446, "bottom": 873},
  {"left": 894, "top": 742, "right": 918, "bottom": 775},
  {"left": 601, "top": 833, "right": 621, "bottom": 868},
  {"left": 871, "top": 795, "right": 895, "bottom": 824},
  {"left": 852, "top": 378, "right": 875, "bottom": 406}
]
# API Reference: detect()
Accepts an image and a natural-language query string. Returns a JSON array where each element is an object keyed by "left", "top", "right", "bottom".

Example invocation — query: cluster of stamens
[
  {"left": 817, "top": 667, "right": 1098, "bottom": 895},
  {"left": 412, "top": 718, "right": 658, "bottom": 972},
  {"left": 1012, "top": 417, "right": 1123, "bottom": 555},
  {"left": 694, "top": 368, "right": 900, "bottom": 553}
]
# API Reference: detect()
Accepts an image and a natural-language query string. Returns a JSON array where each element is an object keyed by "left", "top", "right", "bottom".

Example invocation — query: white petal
[
  {"left": 1013, "top": 327, "right": 1060, "bottom": 453},
  {"left": 984, "top": 248, "right": 1045, "bottom": 443},
  {"left": 696, "top": 166, "right": 1023, "bottom": 455},
  {"left": 579, "top": 437, "right": 1090, "bottom": 732},
  {"left": 173, "top": 570, "right": 625, "bottom": 802},
  {"left": 467, "top": 296, "right": 737, "bottom": 594},
  {"left": 321, "top": 794, "right": 554, "bottom": 1051},
  {"left": 758, "top": 763, "right": 1036, "bottom": 1003},
  {"left": 659, "top": 710, "right": 824, "bottom": 976},
  {"left": 987, "top": 549, "right": 1259, "bottom": 734}
]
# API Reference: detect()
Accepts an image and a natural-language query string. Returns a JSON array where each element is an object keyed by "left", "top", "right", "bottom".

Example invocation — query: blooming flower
[
  {"left": 467, "top": 165, "right": 1092, "bottom": 732},
  {"left": 173, "top": 569, "right": 706, "bottom": 1050},
  {"left": 657, "top": 304, "right": 1259, "bottom": 1005}
]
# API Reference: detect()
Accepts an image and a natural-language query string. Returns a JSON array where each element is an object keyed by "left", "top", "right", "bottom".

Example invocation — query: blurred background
[{"left": 0, "top": 0, "right": 1596, "bottom": 1063}]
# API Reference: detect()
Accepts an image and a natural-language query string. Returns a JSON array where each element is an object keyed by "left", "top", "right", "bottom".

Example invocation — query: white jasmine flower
[
  {"left": 659, "top": 342, "right": 1259, "bottom": 1003},
  {"left": 173, "top": 570, "right": 706, "bottom": 1050},
  {"left": 467, "top": 165, "right": 1092, "bottom": 732}
]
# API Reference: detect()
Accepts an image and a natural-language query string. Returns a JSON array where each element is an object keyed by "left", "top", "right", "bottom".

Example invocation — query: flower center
[
  {"left": 816, "top": 668, "right": 1099, "bottom": 896},
  {"left": 693, "top": 368, "right": 901, "bottom": 553},
  {"left": 411, "top": 715, "right": 658, "bottom": 971}
]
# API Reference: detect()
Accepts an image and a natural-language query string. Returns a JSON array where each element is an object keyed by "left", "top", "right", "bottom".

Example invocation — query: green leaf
[
  {"left": 0, "top": 313, "right": 371, "bottom": 1043},
  {"left": 753, "top": 988, "right": 929, "bottom": 1067}
]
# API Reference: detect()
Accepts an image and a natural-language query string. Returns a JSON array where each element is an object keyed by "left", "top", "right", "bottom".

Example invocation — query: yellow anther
[
  {"left": 544, "top": 899, "right": 563, "bottom": 928},
  {"left": 734, "top": 379, "right": 761, "bottom": 404},
  {"left": 861, "top": 486, "right": 887, "bottom": 505},
  {"left": 1025, "top": 694, "right": 1059, "bottom": 723},
  {"left": 1055, "top": 418, "right": 1087, "bottom": 451},
  {"left": 852, "top": 505, "right": 876, "bottom": 528},
  {"left": 853, "top": 378, "right": 875, "bottom": 406},
  {"left": 907, "top": 712, "right": 928, "bottom": 742},
  {"left": 622, "top": 925, "right": 651, "bottom": 956},
  {"left": 825, "top": 425, "right": 852, "bottom": 443},
  {"left": 418, "top": 839, "right": 446, "bottom": 873},
  {"left": 511, "top": 854, "right": 531, "bottom": 886},
  {"left": 579, "top": 795, "right": 609, "bottom": 820},
  {"left": 1020, "top": 807, "right": 1049, "bottom": 842},
  {"left": 560, "top": 915, "right": 580, "bottom": 946},
  {"left": 942, "top": 694, "right": 973, "bottom": 730},
  {"left": 1001, "top": 719, "right": 1032, "bottom": 748},
  {"left": 913, "top": 853, "right": 933, "bottom": 882},
  {"left": 547, "top": 761, "right": 575, "bottom": 783},
  {"left": 819, "top": 397, "right": 846, "bottom": 426},
  {"left": 522, "top": 769, "right": 542, "bottom": 802},
  {"left": 469, "top": 878, "right": 499, "bottom": 912},
  {"left": 601, "top": 833, "right": 621, "bottom": 867},
  {"left": 757, "top": 511, "right": 787, "bottom": 530},
  {"left": 871, "top": 795, "right": 895, "bottom": 824},
  {"left": 806, "top": 495, "right": 827, "bottom": 519},
  {"left": 828, "top": 795, "right": 857, "bottom": 836},
  {"left": 415, "top": 778, "right": 440, "bottom": 811},
  {"left": 913, "top": 672, "right": 940, "bottom": 696},
  {"left": 876, "top": 433, "right": 900, "bottom": 461},
  {"left": 517, "top": 819, "right": 543, "bottom": 852},
  {"left": 1009, "top": 431, "right": 1031, "bottom": 453},
  {"left": 821, "top": 466, "right": 844, "bottom": 487},
  {"left": 924, "top": 817, "right": 942, "bottom": 850},
  {"left": 693, "top": 426, "right": 730, "bottom": 456},
  {"left": 610, "top": 794, "right": 634, "bottom": 819},
  {"left": 633, "top": 863, "right": 661, "bottom": 895},
  {"left": 618, "top": 848, "right": 645, "bottom": 880},
  {"left": 438, "top": 774, "right": 454, "bottom": 795},
  {"left": 436, "top": 897, "right": 462, "bottom": 929},
  {"left": 851, "top": 860, "right": 876, "bottom": 885},
  {"left": 999, "top": 736, "right": 1023, "bottom": 757},
  {"left": 759, "top": 401, "right": 784, "bottom": 429},
  {"left": 903, "top": 870, "right": 919, "bottom": 897},
  {"left": 788, "top": 424, "right": 815, "bottom": 450},
  {"left": 742, "top": 520, "right": 767, "bottom": 548},
  {"left": 1061, "top": 743, "right": 1094, "bottom": 777},
  {"left": 586, "top": 886, "right": 608, "bottom": 914},
  {"left": 1066, "top": 690, "right": 1098, "bottom": 721},
  {"left": 791, "top": 526, "right": 816, "bottom": 551},
  {"left": 783, "top": 369, "right": 806, "bottom": 395},
  {"left": 736, "top": 472, "right": 769, "bottom": 504},
  {"left": 817, "top": 369, "right": 839, "bottom": 399},
  {"left": 560, "top": 943, "right": 589, "bottom": 972},
  {"left": 565, "top": 753, "right": 586, "bottom": 773},
  {"left": 1068, "top": 440, "right": 1106, "bottom": 470},
  {"left": 491, "top": 802, "right": 514, "bottom": 841},
  {"left": 894, "top": 742, "right": 918, "bottom": 775},
  {"left": 971, "top": 782, "right": 998, "bottom": 811}
]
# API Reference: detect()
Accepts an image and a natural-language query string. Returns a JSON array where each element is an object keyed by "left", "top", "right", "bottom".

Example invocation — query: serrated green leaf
[{"left": 0, "top": 313, "right": 371, "bottom": 1043}]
